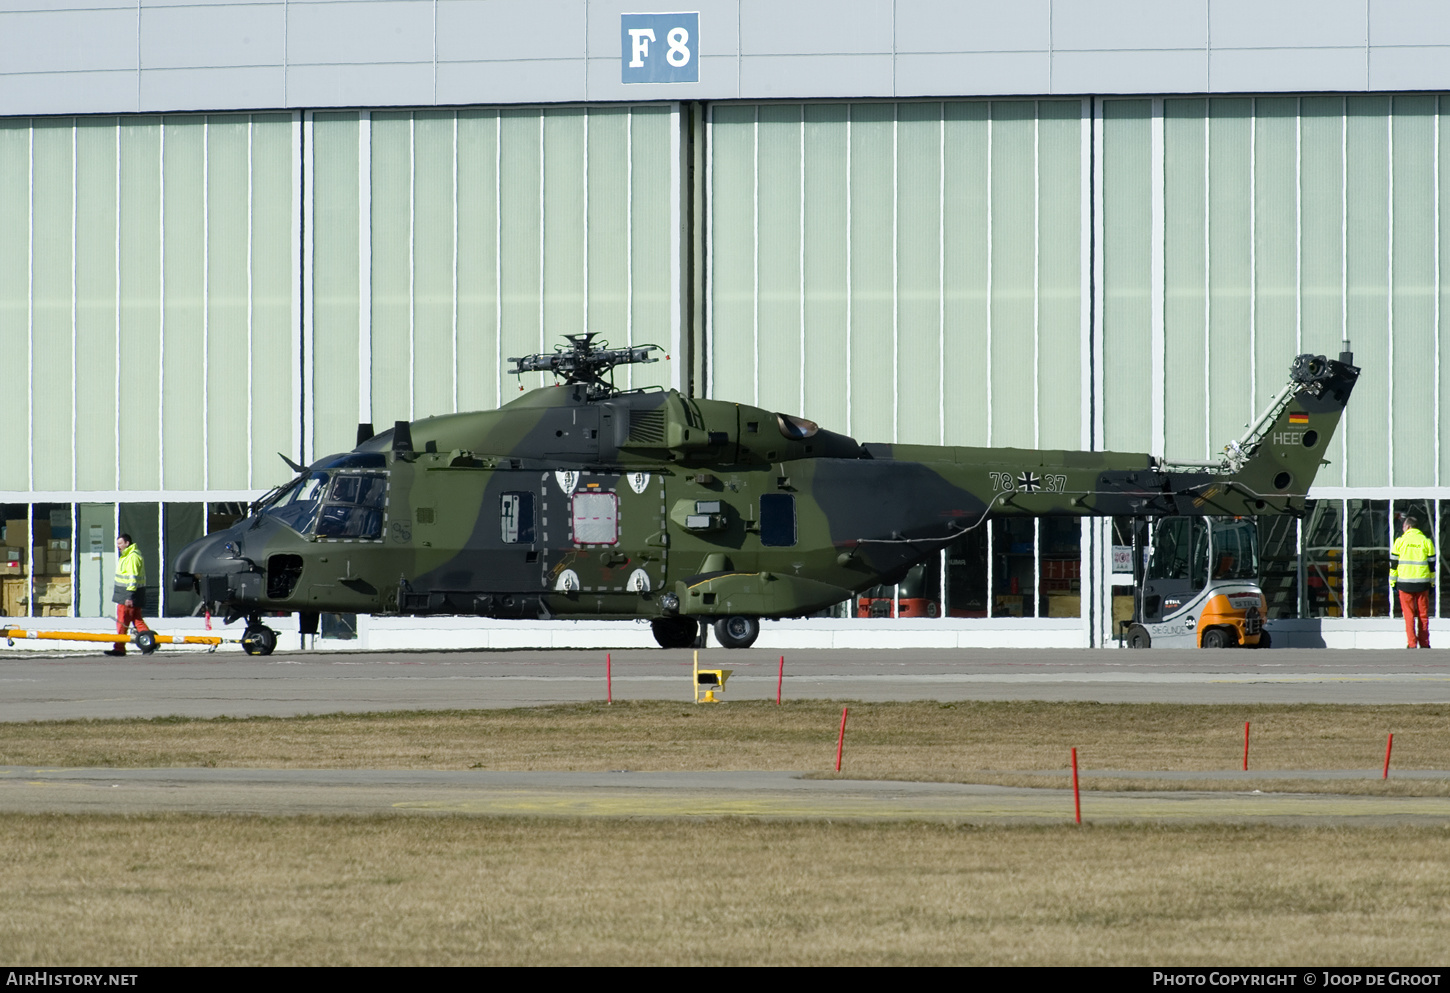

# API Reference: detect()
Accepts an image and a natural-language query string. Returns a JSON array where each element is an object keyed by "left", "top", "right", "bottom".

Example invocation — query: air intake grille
[{"left": 628, "top": 409, "right": 666, "bottom": 444}]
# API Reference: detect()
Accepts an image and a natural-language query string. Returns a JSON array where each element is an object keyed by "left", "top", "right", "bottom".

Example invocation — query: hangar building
[{"left": 1, "top": 0, "right": 1447, "bottom": 649}]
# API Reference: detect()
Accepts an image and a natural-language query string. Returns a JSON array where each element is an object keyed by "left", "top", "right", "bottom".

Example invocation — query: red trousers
[
  {"left": 1399, "top": 589, "right": 1431, "bottom": 649},
  {"left": 114, "top": 602, "right": 152, "bottom": 652}
]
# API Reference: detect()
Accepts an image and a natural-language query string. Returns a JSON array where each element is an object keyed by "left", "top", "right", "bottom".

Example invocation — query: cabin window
[
  {"left": 314, "top": 473, "right": 387, "bottom": 539},
  {"left": 760, "top": 493, "right": 796, "bottom": 547},
  {"left": 572, "top": 492, "right": 618, "bottom": 545},
  {"left": 501, "top": 492, "right": 536, "bottom": 543}
]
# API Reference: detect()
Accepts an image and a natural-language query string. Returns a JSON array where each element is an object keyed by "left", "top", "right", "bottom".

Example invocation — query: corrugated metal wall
[
  {"left": 1100, "top": 95, "right": 1450, "bottom": 486},
  {"left": 0, "top": 113, "right": 295, "bottom": 496},
  {"left": 306, "top": 104, "right": 679, "bottom": 464},
  {"left": 707, "top": 99, "right": 1087, "bottom": 451}
]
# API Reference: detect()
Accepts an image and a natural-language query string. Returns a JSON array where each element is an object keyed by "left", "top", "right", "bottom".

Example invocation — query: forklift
[{"left": 1122, "top": 516, "right": 1269, "bottom": 649}]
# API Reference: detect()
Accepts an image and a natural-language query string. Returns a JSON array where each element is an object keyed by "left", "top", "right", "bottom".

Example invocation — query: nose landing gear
[{"left": 240, "top": 616, "right": 278, "bottom": 656}]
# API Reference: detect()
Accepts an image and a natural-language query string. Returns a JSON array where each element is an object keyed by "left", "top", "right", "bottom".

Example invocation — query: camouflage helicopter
[{"left": 173, "top": 334, "right": 1359, "bottom": 655}]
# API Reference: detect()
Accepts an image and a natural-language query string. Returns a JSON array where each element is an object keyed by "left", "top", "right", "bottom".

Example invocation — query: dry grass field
[
  {"left": 5, "top": 701, "right": 1450, "bottom": 965},
  {"left": 2, "top": 815, "right": 1449, "bottom": 966},
  {"left": 0, "top": 700, "right": 1442, "bottom": 793}
]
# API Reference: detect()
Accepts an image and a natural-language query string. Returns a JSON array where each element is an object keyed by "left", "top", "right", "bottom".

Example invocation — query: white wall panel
[
  {"left": 1390, "top": 96, "right": 1437, "bottom": 486},
  {"left": 437, "top": 0, "right": 587, "bottom": 62},
  {"left": 1345, "top": 97, "right": 1391, "bottom": 489},
  {"left": 8, "top": 0, "right": 1450, "bottom": 115},
  {"left": 161, "top": 117, "right": 206, "bottom": 490},
  {"left": 756, "top": 104, "right": 804, "bottom": 416},
  {"left": 310, "top": 112, "right": 362, "bottom": 462},
  {"left": 414, "top": 111, "right": 460, "bottom": 420},
  {"left": 74, "top": 119, "right": 118, "bottom": 492},
  {"left": 205, "top": 117, "right": 252, "bottom": 491},
  {"left": 247, "top": 113, "right": 296, "bottom": 489},
  {"left": 1211, "top": 0, "right": 1366, "bottom": 48},
  {"left": 30, "top": 119, "right": 74, "bottom": 493},
  {"left": 1053, "top": 0, "right": 1207, "bottom": 51},
  {"left": 286, "top": 1, "right": 435, "bottom": 66},
  {"left": 117, "top": 119, "right": 162, "bottom": 491},
  {"left": 0, "top": 9, "right": 138, "bottom": 74},
  {"left": 896, "top": 1, "right": 1049, "bottom": 53},
  {"left": 895, "top": 102, "right": 942, "bottom": 446},
  {"left": 739, "top": 0, "right": 890, "bottom": 55},
  {"left": 1101, "top": 100, "right": 1151, "bottom": 454},
  {"left": 801, "top": 104, "right": 850, "bottom": 435},
  {"left": 847, "top": 103, "right": 895, "bottom": 441},
  {"left": 941, "top": 102, "right": 990, "bottom": 449},
  {"left": 140, "top": 5, "right": 287, "bottom": 69}
]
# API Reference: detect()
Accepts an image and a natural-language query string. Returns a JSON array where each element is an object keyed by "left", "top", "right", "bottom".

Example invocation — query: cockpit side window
[{"left": 315, "top": 472, "right": 388, "bottom": 539}]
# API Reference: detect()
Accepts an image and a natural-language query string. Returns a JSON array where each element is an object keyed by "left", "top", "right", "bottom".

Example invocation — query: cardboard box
[
  {"left": 47, "top": 539, "right": 69, "bottom": 551},
  {"left": 1046, "top": 594, "right": 1081, "bottom": 618},
  {"left": 35, "top": 576, "right": 71, "bottom": 606},
  {"left": 6, "top": 521, "right": 51, "bottom": 544}
]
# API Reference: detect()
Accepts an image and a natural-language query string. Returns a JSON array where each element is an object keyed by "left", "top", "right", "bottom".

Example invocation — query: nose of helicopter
[{"left": 171, "top": 528, "right": 247, "bottom": 594}]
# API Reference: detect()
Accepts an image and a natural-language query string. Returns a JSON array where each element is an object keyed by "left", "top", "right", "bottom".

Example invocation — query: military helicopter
[{"left": 173, "top": 334, "right": 1359, "bottom": 655}]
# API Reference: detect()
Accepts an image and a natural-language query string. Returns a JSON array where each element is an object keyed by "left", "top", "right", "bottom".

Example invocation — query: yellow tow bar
[{"left": 0, "top": 626, "right": 229, "bottom": 652}]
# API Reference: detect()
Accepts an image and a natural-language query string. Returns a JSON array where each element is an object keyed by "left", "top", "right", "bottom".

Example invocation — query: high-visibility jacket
[
  {"left": 1390, "top": 528, "right": 1436, "bottom": 593},
  {"left": 112, "top": 544, "right": 146, "bottom": 606}
]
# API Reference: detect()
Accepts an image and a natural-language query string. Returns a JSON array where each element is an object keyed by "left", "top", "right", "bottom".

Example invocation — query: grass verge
[
  {"left": 3, "top": 815, "right": 1449, "bottom": 966},
  {"left": 0, "top": 701, "right": 1443, "bottom": 792}
]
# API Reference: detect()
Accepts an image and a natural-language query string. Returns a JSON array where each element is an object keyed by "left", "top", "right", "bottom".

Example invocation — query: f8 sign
[{"left": 621, "top": 12, "right": 699, "bottom": 83}]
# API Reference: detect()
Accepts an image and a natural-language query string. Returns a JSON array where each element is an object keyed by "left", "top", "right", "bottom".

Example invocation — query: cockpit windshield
[
  {"left": 259, "top": 471, "right": 331, "bottom": 533},
  {"left": 258, "top": 471, "right": 387, "bottom": 539}
]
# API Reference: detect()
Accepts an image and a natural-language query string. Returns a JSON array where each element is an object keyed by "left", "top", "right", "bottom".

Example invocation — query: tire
[
  {"left": 1201, "top": 627, "right": 1233, "bottom": 649},
  {"left": 650, "top": 617, "right": 697, "bottom": 650},
  {"left": 241, "top": 625, "right": 277, "bottom": 656},
  {"left": 1246, "top": 630, "right": 1271, "bottom": 650},
  {"left": 713, "top": 615, "right": 760, "bottom": 650},
  {"left": 134, "top": 630, "right": 158, "bottom": 655},
  {"left": 1126, "top": 624, "right": 1151, "bottom": 649}
]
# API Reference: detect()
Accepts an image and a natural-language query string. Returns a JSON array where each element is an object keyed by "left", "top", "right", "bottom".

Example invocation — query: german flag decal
[{"left": 1289, "top": 412, "right": 1309, "bottom": 424}]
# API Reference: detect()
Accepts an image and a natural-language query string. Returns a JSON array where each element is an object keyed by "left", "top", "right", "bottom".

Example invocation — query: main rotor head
[{"left": 509, "top": 333, "right": 661, "bottom": 398}]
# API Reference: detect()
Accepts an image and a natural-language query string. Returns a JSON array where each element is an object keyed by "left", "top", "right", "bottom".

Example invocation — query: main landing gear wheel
[
  {"left": 241, "top": 625, "right": 277, "bottom": 656},
  {"left": 713, "top": 615, "right": 760, "bottom": 650},
  {"left": 1201, "top": 627, "right": 1234, "bottom": 649},
  {"left": 651, "top": 617, "right": 698, "bottom": 650},
  {"left": 134, "top": 630, "right": 158, "bottom": 655},
  {"left": 1125, "top": 624, "right": 1151, "bottom": 649}
]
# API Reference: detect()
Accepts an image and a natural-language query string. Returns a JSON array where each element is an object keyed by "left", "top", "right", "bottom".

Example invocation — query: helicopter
[{"left": 173, "top": 333, "right": 1359, "bottom": 654}]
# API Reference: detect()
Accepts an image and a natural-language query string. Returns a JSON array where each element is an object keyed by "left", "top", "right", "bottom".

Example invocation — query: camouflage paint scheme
[{"left": 172, "top": 343, "right": 1359, "bottom": 652}]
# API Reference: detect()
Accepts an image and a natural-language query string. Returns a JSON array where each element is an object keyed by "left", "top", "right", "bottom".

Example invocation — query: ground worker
[
  {"left": 1390, "top": 513, "right": 1436, "bottom": 649},
  {"left": 105, "top": 533, "right": 153, "bottom": 656}
]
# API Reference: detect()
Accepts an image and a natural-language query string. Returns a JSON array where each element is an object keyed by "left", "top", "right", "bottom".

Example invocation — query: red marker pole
[
  {"left": 1071, "top": 747, "right": 1081, "bottom": 825},
  {"left": 1243, "top": 721, "right": 1250, "bottom": 772},
  {"left": 776, "top": 655, "right": 785, "bottom": 705},
  {"left": 606, "top": 652, "right": 612, "bottom": 704},
  {"left": 1383, "top": 732, "right": 1394, "bottom": 780},
  {"left": 835, "top": 706, "right": 849, "bottom": 772}
]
